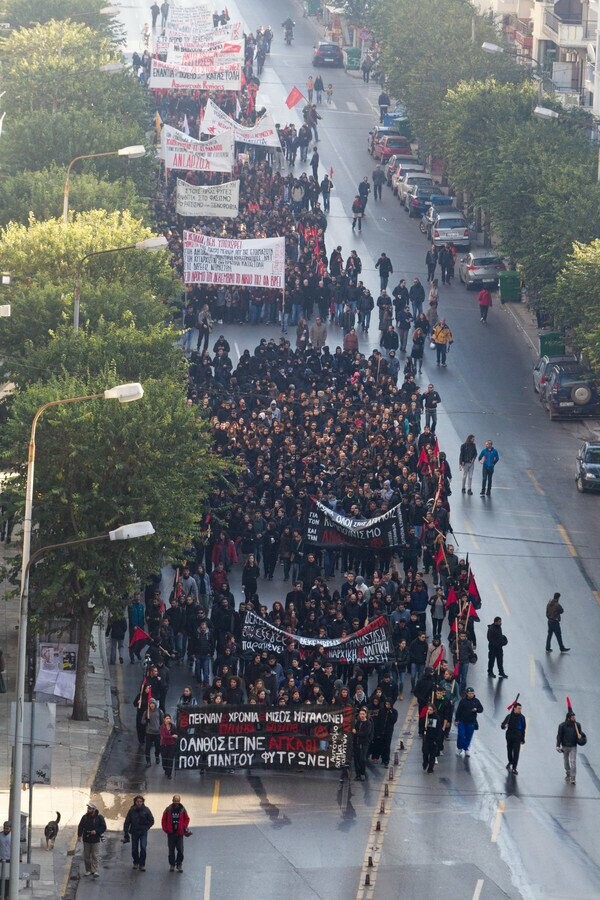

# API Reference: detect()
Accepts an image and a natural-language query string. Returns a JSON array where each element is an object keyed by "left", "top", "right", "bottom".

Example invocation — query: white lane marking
[
  {"left": 472, "top": 879, "right": 484, "bottom": 900},
  {"left": 346, "top": 100, "right": 358, "bottom": 111},
  {"left": 204, "top": 864, "right": 212, "bottom": 900},
  {"left": 491, "top": 800, "right": 505, "bottom": 843}
]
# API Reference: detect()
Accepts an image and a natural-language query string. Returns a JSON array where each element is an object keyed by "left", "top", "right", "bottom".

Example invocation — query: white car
[
  {"left": 397, "top": 172, "right": 435, "bottom": 206},
  {"left": 391, "top": 161, "right": 424, "bottom": 194}
]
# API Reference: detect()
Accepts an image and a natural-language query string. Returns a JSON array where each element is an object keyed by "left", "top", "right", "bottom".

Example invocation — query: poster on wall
[{"left": 34, "top": 643, "right": 77, "bottom": 701}]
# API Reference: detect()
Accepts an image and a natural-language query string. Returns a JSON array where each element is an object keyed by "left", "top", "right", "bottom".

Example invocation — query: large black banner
[
  {"left": 305, "top": 499, "right": 405, "bottom": 549},
  {"left": 241, "top": 609, "right": 394, "bottom": 664},
  {"left": 176, "top": 704, "right": 353, "bottom": 771}
]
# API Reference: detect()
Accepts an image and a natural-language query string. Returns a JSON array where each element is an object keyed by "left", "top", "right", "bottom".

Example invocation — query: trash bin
[
  {"left": 538, "top": 330, "right": 565, "bottom": 356},
  {"left": 343, "top": 47, "right": 361, "bottom": 70},
  {"left": 498, "top": 270, "right": 521, "bottom": 303}
]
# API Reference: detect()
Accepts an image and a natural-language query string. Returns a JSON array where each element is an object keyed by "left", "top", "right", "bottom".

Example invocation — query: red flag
[
  {"left": 329, "top": 166, "right": 334, "bottom": 179},
  {"left": 566, "top": 695, "right": 573, "bottom": 711},
  {"left": 417, "top": 447, "right": 429, "bottom": 470},
  {"left": 433, "top": 647, "right": 444, "bottom": 669},
  {"left": 467, "top": 573, "right": 480, "bottom": 602},
  {"left": 285, "top": 86, "right": 304, "bottom": 109},
  {"left": 445, "top": 586, "right": 457, "bottom": 609},
  {"left": 507, "top": 692, "right": 520, "bottom": 710},
  {"left": 450, "top": 620, "right": 457, "bottom": 633},
  {"left": 433, "top": 436, "right": 440, "bottom": 458},
  {"left": 129, "top": 626, "right": 152, "bottom": 648},
  {"left": 419, "top": 705, "right": 428, "bottom": 718},
  {"left": 453, "top": 662, "right": 459, "bottom": 676},
  {"left": 434, "top": 544, "right": 445, "bottom": 571}
]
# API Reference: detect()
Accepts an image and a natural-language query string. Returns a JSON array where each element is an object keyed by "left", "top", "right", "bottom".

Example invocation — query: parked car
[
  {"left": 373, "top": 134, "right": 413, "bottom": 162},
  {"left": 367, "top": 125, "right": 397, "bottom": 155},
  {"left": 542, "top": 361, "right": 600, "bottom": 420},
  {"left": 385, "top": 154, "right": 404, "bottom": 185},
  {"left": 576, "top": 441, "right": 600, "bottom": 492},
  {"left": 405, "top": 186, "right": 447, "bottom": 218},
  {"left": 391, "top": 161, "right": 425, "bottom": 194},
  {"left": 532, "top": 354, "right": 577, "bottom": 394},
  {"left": 313, "top": 42, "right": 343, "bottom": 66},
  {"left": 397, "top": 173, "right": 435, "bottom": 206},
  {"left": 458, "top": 252, "right": 506, "bottom": 288},
  {"left": 421, "top": 207, "right": 471, "bottom": 249}
]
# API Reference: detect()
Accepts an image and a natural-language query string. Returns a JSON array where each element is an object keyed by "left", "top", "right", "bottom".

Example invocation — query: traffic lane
[
  {"left": 375, "top": 729, "right": 600, "bottom": 900},
  {"left": 88, "top": 644, "right": 383, "bottom": 897}
]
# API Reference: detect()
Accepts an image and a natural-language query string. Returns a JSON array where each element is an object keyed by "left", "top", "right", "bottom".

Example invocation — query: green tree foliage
[
  {"left": 0, "top": 374, "right": 233, "bottom": 719},
  {"left": 0, "top": 109, "right": 153, "bottom": 192},
  {"left": 0, "top": 167, "right": 148, "bottom": 228},
  {"left": 0, "top": 0, "right": 122, "bottom": 38},
  {"left": 545, "top": 241, "right": 600, "bottom": 369},
  {"left": 369, "top": 0, "right": 523, "bottom": 150},
  {"left": 0, "top": 19, "right": 112, "bottom": 114}
]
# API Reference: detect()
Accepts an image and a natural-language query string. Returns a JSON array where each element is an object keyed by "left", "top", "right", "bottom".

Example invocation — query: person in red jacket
[
  {"left": 161, "top": 795, "right": 190, "bottom": 873},
  {"left": 477, "top": 288, "right": 493, "bottom": 323}
]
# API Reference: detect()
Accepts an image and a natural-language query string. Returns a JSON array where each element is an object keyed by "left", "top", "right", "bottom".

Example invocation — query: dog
[{"left": 44, "top": 812, "right": 60, "bottom": 850}]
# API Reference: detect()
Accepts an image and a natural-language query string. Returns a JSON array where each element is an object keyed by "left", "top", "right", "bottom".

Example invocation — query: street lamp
[
  {"left": 62, "top": 145, "right": 146, "bottom": 224},
  {"left": 8, "top": 384, "right": 145, "bottom": 899},
  {"left": 72, "top": 236, "right": 168, "bottom": 331}
]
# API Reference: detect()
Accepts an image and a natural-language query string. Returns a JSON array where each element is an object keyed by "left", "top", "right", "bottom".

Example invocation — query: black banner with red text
[{"left": 176, "top": 704, "right": 353, "bottom": 770}]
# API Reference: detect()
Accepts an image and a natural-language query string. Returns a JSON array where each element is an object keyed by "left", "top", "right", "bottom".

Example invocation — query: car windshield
[
  {"left": 437, "top": 218, "right": 465, "bottom": 228},
  {"left": 409, "top": 177, "right": 433, "bottom": 184},
  {"left": 473, "top": 257, "right": 502, "bottom": 266},
  {"left": 585, "top": 449, "right": 600, "bottom": 464}
]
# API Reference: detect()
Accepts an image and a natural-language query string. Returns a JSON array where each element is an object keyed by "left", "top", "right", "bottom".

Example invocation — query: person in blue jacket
[{"left": 478, "top": 439, "right": 499, "bottom": 496}]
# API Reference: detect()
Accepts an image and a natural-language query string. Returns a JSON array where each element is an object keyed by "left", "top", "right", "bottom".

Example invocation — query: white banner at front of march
[
  {"left": 162, "top": 125, "right": 233, "bottom": 173},
  {"left": 183, "top": 231, "right": 285, "bottom": 288},
  {"left": 167, "top": 3, "right": 213, "bottom": 29},
  {"left": 176, "top": 179, "right": 240, "bottom": 217},
  {"left": 201, "top": 99, "right": 281, "bottom": 147},
  {"left": 149, "top": 58, "right": 241, "bottom": 91}
]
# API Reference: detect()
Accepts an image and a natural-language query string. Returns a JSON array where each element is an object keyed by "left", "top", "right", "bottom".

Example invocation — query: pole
[
  {"left": 73, "top": 270, "right": 81, "bottom": 333},
  {"left": 63, "top": 151, "right": 118, "bottom": 224},
  {"left": 471, "top": 16, "right": 476, "bottom": 45},
  {"left": 597, "top": 146, "right": 600, "bottom": 184},
  {"left": 8, "top": 395, "right": 103, "bottom": 900}
]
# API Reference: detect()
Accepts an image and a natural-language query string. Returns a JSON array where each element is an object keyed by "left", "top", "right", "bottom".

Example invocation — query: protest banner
[
  {"left": 162, "top": 126, "right": 233, "bottom": 173},
  {"left": 157, "top": 20, "right": 243, "bottom": 53},
  {"left": 241, "top": 609, "right": 395, "bottom": 665},
  {"left": 201, "top": 98, "right": 281, "bottom": 147},
  {"left": 176, "top": 178, "right": 240, "bottom": 217},
  {"left": 167, "top": 4, "right": 213, "bottom": 29},
  {"left": 183, "top": 231, "right": 285, "bottom": 288},
  {"left": 167, "top": 40, "right": 244, "bottom": 67},
  {"left": 305, "top": 499, "right": 406, "bottom": 549},
  {"left": 149, "top": 58, "right": 241, "bottom": 91},
  {"left": 176, "top": 704, "right": 353, "bottom": 771}
]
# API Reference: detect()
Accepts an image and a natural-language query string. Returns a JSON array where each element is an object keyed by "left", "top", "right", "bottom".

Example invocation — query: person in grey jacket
[
  {"left": 142, "top": 701, "right": 163, "bottom": 766},
  {"left": 557, "top": 710, "right": 586, "bottom": 785}
]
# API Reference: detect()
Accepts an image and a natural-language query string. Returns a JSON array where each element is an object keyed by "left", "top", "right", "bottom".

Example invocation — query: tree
[
  {"left": 0, "top": 373, "right": 234, "bottom": 719},
  {"left": 0, "top": 167, "right": 148, "bottom": 228},
  {"left": 0, "top": 0, "right": 122, "bottom": 38},
  {"left": 0, "top": 19, "right": 112, "bottom": 115},
  {"left": 545, "top": 240, "right": 600, "bottom": 373},
  {"left": 0, "top": 109, "right": 153, "bottom": 192}
]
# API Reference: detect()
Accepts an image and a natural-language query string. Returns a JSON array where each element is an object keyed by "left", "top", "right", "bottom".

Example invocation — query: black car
[
  {"left": 576, "top": 441, "right": 600, "bottom": 493},
  {"left": 313, "top": 42, "right": 344, "bottom": 66},
  {"left": 543, "top": 361, "right": 600, "bottom": 420}
]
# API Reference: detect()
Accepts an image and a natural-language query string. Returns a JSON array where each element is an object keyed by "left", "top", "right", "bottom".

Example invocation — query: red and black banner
[
  {"left": 176, "top": 703, "right": 354, "bottom": 771},
  {"left": 241, "top": 609, "right": 394, "bottom": 664},
  {"left": 305, "top": 499, "right": 405, "bottom": 549}
]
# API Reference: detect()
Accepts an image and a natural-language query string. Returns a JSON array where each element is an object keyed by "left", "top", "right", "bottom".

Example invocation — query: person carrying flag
[
  {"left": 501, "top": 700, "right": 526, "bottom": 774},
  {"left": 557, "top": 700, "right": 586, "bottom": 785}
]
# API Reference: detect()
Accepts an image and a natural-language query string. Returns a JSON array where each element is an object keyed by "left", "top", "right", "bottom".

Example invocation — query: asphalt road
[{"left": 75, "top": 2, "right": 600, "bottom": 899}]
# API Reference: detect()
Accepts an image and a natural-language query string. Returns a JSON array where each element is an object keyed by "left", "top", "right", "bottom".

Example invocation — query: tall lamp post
[
  {"left": 481, "top": 41, "right": 555, "bottom": 99},
  {"left": 8, "top": 382, "right": 145, "bottom": 899},
  {"left": 72, "top": 236, "right": 168, "bottom": 331},
  {"left": 62, "top": 145, "right": 146, "bottom": 224}
]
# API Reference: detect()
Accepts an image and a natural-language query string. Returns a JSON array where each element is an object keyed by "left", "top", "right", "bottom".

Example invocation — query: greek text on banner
[
  {"left": 176, "top": 178, "right": 240, "bottom": 218},
  {"left": 183, "top": 231, "right": 285, "bottom": 288},
  {"left": 162, "top": 126, "right": 233, "bottom": 173}
]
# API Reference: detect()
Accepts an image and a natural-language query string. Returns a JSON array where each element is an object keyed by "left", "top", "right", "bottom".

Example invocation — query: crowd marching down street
[{"left": 92, "top": 1, "right": 589, "bottom": 880}]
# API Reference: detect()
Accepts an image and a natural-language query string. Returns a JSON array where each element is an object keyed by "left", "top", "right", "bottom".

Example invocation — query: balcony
[
  {"left": 507, "top": 14, "right": 534, "bottom": 47},
  {"left": 542, "top": 10, "right": 596, "bottom": 46}
]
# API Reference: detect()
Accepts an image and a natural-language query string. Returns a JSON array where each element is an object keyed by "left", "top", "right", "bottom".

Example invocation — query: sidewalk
[{"left": 0, "top": 542, "right": 113, "bottom": 898}]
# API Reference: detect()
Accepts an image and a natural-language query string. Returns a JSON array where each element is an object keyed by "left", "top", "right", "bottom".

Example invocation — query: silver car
[
  {"left": 397, "top": 173, "right": 434, "bottom": 206},
  {"left": 458, "top": 252, "right": 506, "bottom": 289},
  {"left": 533, "top": 354, "right": 577, "bottom": 395}
]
